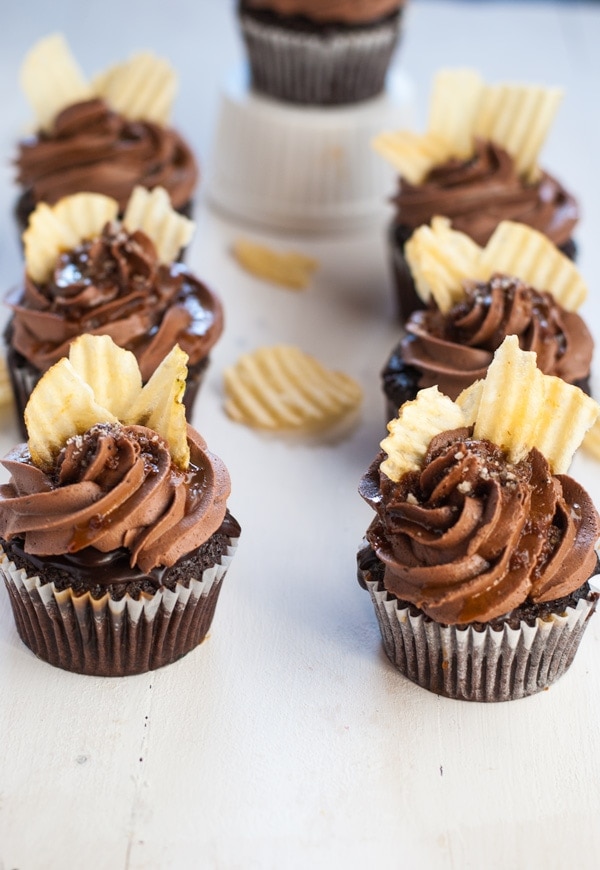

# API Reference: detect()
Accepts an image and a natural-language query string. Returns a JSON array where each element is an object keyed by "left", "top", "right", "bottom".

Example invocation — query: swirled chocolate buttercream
[
  {"left": 16, "top": 98, "right": 198, "bottom": 213},
  {"left": 0, "top": 423, "right": 230, "bottom": 575},
  {"left": 7, "top": 222, "right": 223, "bottom": 378},
  {"left": 359, "top": 428, "right": 600, "bottom": 625},
  {"left": 397, "top": 274, "right": 592, "bottom": 400},
  {"left": 393, "top": 140, "right": 578, "bottom": 248}
]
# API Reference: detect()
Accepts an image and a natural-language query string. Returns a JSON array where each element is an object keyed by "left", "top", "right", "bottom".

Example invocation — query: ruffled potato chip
[
  {"left": 474, "top": 84, "right": 563, "bottom": 181},
  {"left": 25, "top": 358, "right": 118, "bottom": 470},
  {"left": 69, "top": 334, "right": 142, "bottom": 420},
  {"left": 371, "top": 130, "right": 452, "bottom": 186},
  {"left": 381, "top": 386, "right": 468, "bottom": 482},
  {"left": 582, "top": 420, "right": 600, "bottom": 463},
  {"left": 481, "top": 221, "right": 586, "bottom": 311},
  {"left": 24, "top": 193, "right": 119, "bottom": 283},
  {"left": 374, "top": 69, "right": 563, "bottom": 183},
  {"left": 405, "top": 216, "right": 484, "bottom": 311},
  {"left": 123, "top": 186, "right": 194, "bottom": 264},
  {"left": 0, "top": 356, "right": 14, "bottom": 410},
  {"left": 25, "top": 336, "right": 191, "bottom": 470},
  {"left": 20, "top": 33, "right": 92, "bottom": 132},
  {"left": 381, "top": 337, "right": 598, "bottom": 480},
  {"left": 223, "top": 345, "right": 362, "bottom": 431},
  {"left": 473, "top": 336, "right": 598, "bottom": 471},
  {"left": 125, "top": 346, "right": 189, "bottom": 469},
  {"left": 232, "top": 240, "right": 318, "bottom": 290},
  {"left": 405, "top": 218, "right": 586, "bottom": 315},
  {"left": 93, "top": 52, "right": 177, "bottom": 125},
  {"left": 428, "top": 68, "right": 485, "bottom": 158}
]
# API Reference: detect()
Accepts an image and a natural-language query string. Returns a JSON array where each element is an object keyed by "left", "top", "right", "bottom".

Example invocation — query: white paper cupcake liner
[
  {"left": 0, "top": 538, "right": 239, "bottom": 676},
  {"left": 240, "top": 12, "right": 402, "bottom": 105},
  {"left": 208, "top": 65, "right": 413, "bottom": 233},
  {"left": 363, "top": 575, "right": 597, "bottom": 702}
]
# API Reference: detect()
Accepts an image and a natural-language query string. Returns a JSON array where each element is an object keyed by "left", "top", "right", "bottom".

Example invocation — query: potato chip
[
  {"left": 25, "top": 358, "right": 118, "bottom": 470},
  {"left": 405, "top": 217, "right": 484, "bottom": 311},
  {"left": 473, "top": 336, "right": 544, "bottom": 462},
  {"left": 20, "top": 33, "right": 92, "bottom": 131},
  {"left": 533, "top": 375, "right": 599, "bottom": 474},
  {"left": 93, "top": 52, "right": 177, "bottom": 125},
  {"left": 371, "top": 130, "right": 452, "bottom": 185},
  {"left": 25, "top": 336, "right": 192, "bottom": 470},
  {"left": 380, "top": 386, "right": 467, "bottom": 482},
  {"left": 232, "top": 240, "right": 318, "bottom": 290},
  {"left": 428, "top": 68, "right": 485, "bottom": 158},
  {"left": 374, "top": 70, "right": 563, "bottom": 185},
  {"left": 473, "top": 336, "right": 598, "bottom": 470},
  {"left": 0, "top": 356, "right": 14, "bottom": 410},
  {"left": 24, "top": 193, "right": 119, "bottom": 283},
  {"left": 123, "top": 186, "right": 194, "bottom": 264},
  {"left": 474, "top": 84, "right": 563, "bottom": 181},
  {"left": 582, "top": 420, "right": 600, "bottom": 463},
  {"left": 223, "top": 345, "right": 362, "bottom": 431},
  {"left": 68, "top": 334, "right": 142, "bottom": 420},
  {"left": 481, "top": 221, "right": 586, "bottom": 311},
  {"left": 455, "top": 379, "right": 483, "bottom": 426},
  {"left": 125, "top": 345, "right": 190, "bottom": 469}
]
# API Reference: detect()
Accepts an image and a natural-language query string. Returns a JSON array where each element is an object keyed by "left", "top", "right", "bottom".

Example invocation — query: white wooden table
[{"left": 1, "top": 2, "right": 599, "bottom": 868}]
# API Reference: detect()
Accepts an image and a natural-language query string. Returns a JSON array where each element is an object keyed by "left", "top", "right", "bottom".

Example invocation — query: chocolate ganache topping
[
  {"left": 242, "top": 0, "right": 404, "bottom": 24},
  {"left": 0, "top": 423, "right": 230, "bottom": 576},
  {"left": 7, "top": 223, "right": 223, "bottom": 378},
  {"left": 399, "top": 274, "right": 593, "bottom": 400},
  {"left": 16, "top": 98, "right": 198, "bottom": 213},
  {"left": 394, "top": 140, "right": 578, "bottom": 248},
  {"left": 360, "top": 428, "right": 600, "bottom": 625}
]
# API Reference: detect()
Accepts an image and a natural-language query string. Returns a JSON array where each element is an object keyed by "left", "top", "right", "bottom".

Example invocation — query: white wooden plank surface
[{"left": 0, "top": 3, "right": 600, "bottom": 868}]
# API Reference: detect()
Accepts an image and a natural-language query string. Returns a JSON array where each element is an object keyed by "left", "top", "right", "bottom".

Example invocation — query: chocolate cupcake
[
  {"left": 381, "top": 219, "right": 593, "bottom": 418},
  {"left": 0, "top": 335, "right": 240, "bottom": 676},
  {"left": 15, "top": 34, "right": 198, "bottom": 236},
  {"left": 373, "top": 69, "right": 578, "bottom": 321},
  {"left": 6, "top": 188, "right": 223, "bottom": 436},
  {"left": 238, "top": 0, "right": 407, "bottom": 105},
  {"left": 359, "top": 337, "right": 600, "bottom": 701}
]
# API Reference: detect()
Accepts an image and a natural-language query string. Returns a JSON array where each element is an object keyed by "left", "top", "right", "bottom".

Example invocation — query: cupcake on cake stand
[{"left": 208, "top": 1, "right": 414, "bottom": 233}]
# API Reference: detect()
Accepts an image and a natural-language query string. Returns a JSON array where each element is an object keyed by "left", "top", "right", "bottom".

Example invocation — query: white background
[{"left": 0, "top": 2, "right": 599, "bottom": 868}]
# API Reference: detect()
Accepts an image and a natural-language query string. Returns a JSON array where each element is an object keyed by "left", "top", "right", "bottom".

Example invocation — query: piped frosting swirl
[
  {"left": 16, "top": 98, "right": 198, "bottom": 213},
  {"left": 0, "top": 423, "right": 230, "bottom": 574},
  {"left": 360, "top": 429, "right": 599, "bottom": 624},
  {"left": 399, "top": 274, "right": 593, "bottom": 399},
  {"left": 394, "top": 140, "right": 578, "bottom": 248},
  {"left": 8, "top": 222, "right": 223, "bottom": 377}
]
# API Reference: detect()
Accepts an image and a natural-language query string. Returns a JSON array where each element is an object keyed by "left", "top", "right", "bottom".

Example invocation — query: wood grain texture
[{"left": 0, "top": 2, "right": 599, "bottom": 868}]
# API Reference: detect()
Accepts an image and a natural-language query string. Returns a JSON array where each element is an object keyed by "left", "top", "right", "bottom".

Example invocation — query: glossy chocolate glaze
[{"left": 2, "top": 511, "right": 240, "bottom": 600}]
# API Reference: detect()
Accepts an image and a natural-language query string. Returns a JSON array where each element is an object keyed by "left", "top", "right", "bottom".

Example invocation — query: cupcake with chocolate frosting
[
  {"left": 0, "top": 335, "right": 240, "bottom": 676},
  {"left": 359, "top": 336, "right": 600, "bottom": 701},
  {"left": 373, "top": 69, "right": 578, "bottom": 321},
  {"left": 382, "top": 218, "right": 593, "bottom": 419},
  {"left": 5, "top": 187, "right": 223, "bottom": 435},
  {"left": 15, "top": 34, "right": 198, "bottom": 235},
  {"left": 238, "top": 0, "right": 407, "bottom": 105}
]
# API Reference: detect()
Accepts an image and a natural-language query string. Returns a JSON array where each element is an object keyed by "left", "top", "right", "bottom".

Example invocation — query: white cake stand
[{"left": 207, "top": 65, "right": 414, "bottom": 234}]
